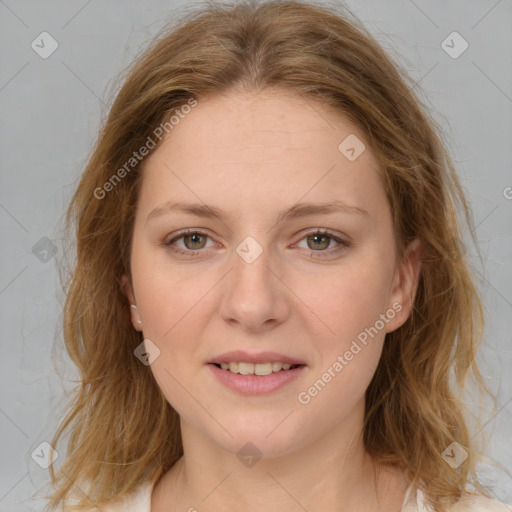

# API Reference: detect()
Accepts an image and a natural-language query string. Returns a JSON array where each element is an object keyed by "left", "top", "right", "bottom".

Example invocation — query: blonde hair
[{"left": 47, "top": 1, "right": 495, "bottom": 510}]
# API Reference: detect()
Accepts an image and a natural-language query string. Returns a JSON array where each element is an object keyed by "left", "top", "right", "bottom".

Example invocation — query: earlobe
[
  {"left": 131, "top": 304, "right": 143, "bottom": 327},
  {"left": 121, "top": 274, "right": 143, "bottom": 331},
  {"left": 386, "top": 238, "right": 423, "bottom": 333}
]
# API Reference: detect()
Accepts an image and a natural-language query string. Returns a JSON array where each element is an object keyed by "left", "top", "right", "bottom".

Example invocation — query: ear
[
  {"left": 121, "top": 274, "right": 143, "bottom": 332},
  {"left": 385, "top": 238, "right": 422, "bottom": 333}
]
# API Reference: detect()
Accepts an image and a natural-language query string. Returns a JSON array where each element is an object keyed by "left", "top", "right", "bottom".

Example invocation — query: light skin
[{"left": 123, "top": 88, "right": 422, "bottom": 512}]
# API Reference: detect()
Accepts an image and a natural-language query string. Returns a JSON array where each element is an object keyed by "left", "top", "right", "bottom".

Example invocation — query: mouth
[
  {"left": 207, "top": 359, "right": 307, "bottom": 395},
  {"left": 209, "top": 361, "right": 305, "bottom": 376},
  {"left": 207, "top": 351, "right": 307, "bottom": 394}
]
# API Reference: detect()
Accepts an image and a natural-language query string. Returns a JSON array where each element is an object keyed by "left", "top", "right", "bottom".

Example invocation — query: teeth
[
  {"left": 255, "top": 363, "right": 272, "bottom": 376},
  {"left": 238, "top": 362, "right": 253, "bottom": 375},
  {"left": 216, "top": 362, "right": 298, "bottom": 375}
]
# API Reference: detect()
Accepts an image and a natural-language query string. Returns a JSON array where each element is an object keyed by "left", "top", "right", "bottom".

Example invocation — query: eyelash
[{"left": 164, "top": 228, "right": 351, "bottom": 259}]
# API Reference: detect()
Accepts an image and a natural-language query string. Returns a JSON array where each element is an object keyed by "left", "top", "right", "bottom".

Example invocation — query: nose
[{"left": 219, "top": 240, "right": 291, "bottom": 333}]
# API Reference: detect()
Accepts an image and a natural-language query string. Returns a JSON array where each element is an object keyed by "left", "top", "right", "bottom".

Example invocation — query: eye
[
  {"left": 164, "top": 229, "right": 215, "bottom": 255},
  {"left": 295, "top": 229, "right": 350, "bottom": 258},
  {"left": 163, "top": 228, "right": 350, "bottom": 258}
]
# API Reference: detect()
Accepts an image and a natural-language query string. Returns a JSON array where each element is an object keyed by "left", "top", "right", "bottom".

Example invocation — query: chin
[{"left": 205, "top": 413, "right": 306, "bottom": 460}]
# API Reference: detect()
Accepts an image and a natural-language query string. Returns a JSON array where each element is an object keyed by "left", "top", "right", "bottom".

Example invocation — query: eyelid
[
  {"left": 164, "top": 228, "right": 350, "bottom": 257},
  {"left": 294, "top": 227, "right": 348, "bottom": 243},
  {"left": 164, "top": 228, "right": 217, "bottom": 251},
  {"left": 292, "top": 228, "right": 350, "bottom": 257},
  {"left": 164, "top": 228, "right": 212, "bottom": 244}
]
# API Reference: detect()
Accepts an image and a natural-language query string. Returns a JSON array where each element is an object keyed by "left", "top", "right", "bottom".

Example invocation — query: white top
[{"left": 91, "top": 480, "right": 511, "bottom": 511}]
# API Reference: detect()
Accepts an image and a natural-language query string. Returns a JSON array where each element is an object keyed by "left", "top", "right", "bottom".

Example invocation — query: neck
[{"left": 152, "top": 403, "right": 407, "bottom": 512}]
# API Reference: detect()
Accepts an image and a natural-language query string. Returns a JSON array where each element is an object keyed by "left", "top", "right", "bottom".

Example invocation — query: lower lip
[{"left": 207, "top": 364, "right": 306, "bottom": 395}]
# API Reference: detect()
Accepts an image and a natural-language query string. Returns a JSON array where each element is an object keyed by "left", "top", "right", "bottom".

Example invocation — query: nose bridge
[{"left": 219, "top": 234, "right": 288, "bottom": 330}]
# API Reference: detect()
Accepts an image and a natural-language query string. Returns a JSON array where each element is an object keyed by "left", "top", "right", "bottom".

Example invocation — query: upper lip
[{"left": 208, "top": 350, "right": 306, "bottom": 365}]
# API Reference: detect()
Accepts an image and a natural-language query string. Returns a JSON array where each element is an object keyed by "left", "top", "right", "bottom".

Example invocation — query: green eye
[
  {"left": 164, "top": 229, "right": 213, "bottom": 255},
  {"left": 306, "top": 233, "right": 332, "bottom": 250},
  {"left": 164, "top": 229, "right": 350, "bottom": 259},
  {"left": 296, "top": 230, "right": 350, "bottom": 258},
  {"left": 182, "top": 232, "right": 207, "bottom": 250}
]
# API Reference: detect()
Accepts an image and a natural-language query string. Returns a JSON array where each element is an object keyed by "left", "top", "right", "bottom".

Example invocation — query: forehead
[
  {"left": 138, "top": 89, "right": 387, "bottom": 222},
  {"left": 159, "top": 88, "right": 367, "bottom": 159}
]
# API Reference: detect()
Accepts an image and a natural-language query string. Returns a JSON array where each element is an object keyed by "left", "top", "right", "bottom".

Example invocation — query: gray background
[{"left": 0, "top": 0, "right": 511, "bottom": 510}]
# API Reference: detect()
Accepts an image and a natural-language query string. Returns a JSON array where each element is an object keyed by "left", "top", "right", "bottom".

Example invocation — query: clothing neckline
[
  {"left": 401, "top": 481, "right": 415, "bottom": 508},
  {"left": 401, "top": 481, "right": 430, "bottom": 511},
  {"left": 144, "top": 477, "right": 422, "bottom": 511}
]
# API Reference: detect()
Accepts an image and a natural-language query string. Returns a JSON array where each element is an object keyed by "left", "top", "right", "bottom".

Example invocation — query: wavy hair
[{"left": 46, "top": 1, "right": 495, "bottom": 510}]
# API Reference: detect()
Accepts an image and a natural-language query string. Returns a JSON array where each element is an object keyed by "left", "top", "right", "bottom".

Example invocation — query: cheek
[
  {"left": 290, "top": 253, "right": 393, "bottom": 411},
  {"left": 295, "top": 270, "right": 389, "bottom": 421},
  {"left": 295, "top": 340, "right": 383, "bottom": 443},
  {"left": 294, "top": 258, "right": 394, "bottom": 347},
  {"left": 134, "top": 268, "right": 215, "bottom": 420},
  {"left": 132, "top": 255, "right": 214, "bottom": 341}
]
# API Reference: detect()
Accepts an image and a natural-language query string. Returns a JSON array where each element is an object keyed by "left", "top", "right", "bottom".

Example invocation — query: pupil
[
  {"left": 309, "top": 234, "right": 329, "bottom": 250},
  {"left": 186, "top": 233, "right": 204, "bottom": 249}
]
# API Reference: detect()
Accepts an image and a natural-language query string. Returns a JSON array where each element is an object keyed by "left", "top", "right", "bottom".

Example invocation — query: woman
[{"left": 46, "top": 1, "right": 510, "bottom": 511}]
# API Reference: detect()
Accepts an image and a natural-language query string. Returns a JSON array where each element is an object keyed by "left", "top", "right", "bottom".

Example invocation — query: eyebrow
[{"left": 147, "top": 200, "right": 369, "bottom": 224}]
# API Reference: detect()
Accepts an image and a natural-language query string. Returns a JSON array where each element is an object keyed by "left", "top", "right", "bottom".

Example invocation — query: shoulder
[
  {"left": 447, "top": 493, "right": 512, "bottom": 512},
  {"left": 64, "top": 480, "right": 154, "bottom": 512},
  {"left": 410, "top": 487, "right": 511, "bottom": 512},
  {"left": 102, "top": 481, "right": 154, "bottom": 512}
]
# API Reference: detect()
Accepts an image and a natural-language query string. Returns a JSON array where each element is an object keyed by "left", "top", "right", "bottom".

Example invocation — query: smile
[
  {"left": 208, "top": 362, "right": 306, "bottom": 395},
  {"left": 214, "top": 361, "right": 301, "bottom": 375}
]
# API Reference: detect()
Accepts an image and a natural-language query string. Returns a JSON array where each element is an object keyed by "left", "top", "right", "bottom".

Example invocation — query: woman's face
[{"left": 124, "top": 89, "right": 421, "bottom": 458}]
